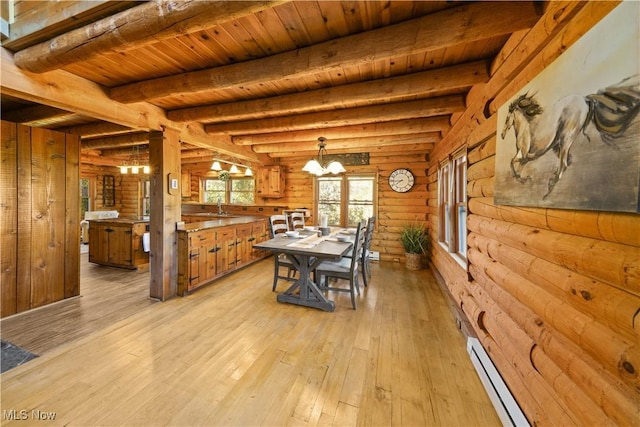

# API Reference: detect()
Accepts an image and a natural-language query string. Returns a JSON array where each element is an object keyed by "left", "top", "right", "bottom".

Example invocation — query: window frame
[
  {"left": 201, "top": 176, "right": 255, "bottom": 205},
  {"left": 315, "top": 173, "right": 377, "bottom": 228},
  {"left": 438, "top": 147, "right": 467, "bottom": 266}
]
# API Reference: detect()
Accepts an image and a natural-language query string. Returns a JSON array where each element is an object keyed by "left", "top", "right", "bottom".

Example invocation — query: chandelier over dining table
[{"left": 302, "top": 137, "right": 346, "bottom": 176}]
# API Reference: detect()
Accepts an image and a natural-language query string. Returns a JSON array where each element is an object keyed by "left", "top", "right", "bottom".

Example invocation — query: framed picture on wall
[
  {"left": 103, "top": 175, "right": 115, "bottom": 207},
  {"left": 495, "top": 2, "right": 639, "bottom": 213}
]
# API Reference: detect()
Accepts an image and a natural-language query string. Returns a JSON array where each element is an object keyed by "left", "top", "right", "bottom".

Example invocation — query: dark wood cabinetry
[
  {"left": 88, "top": 219, "right": 149, "bottom": 269},
  {"left": 177, "top": 218, "right": 269, "bottom": 295}
]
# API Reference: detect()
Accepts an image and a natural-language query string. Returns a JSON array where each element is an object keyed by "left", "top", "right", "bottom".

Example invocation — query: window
[
  {"left": 438, "top": 149, "right": 467, "bottom": 263},
  {"left": 203, "top": 178, "right": 226, "bottom": 204},
  {"left": 202, "top": 177, "right": 255, "bottom": 205},
  {"left": 141, "top": 179, "right": 150, "bottom": 217},
  {"left": 316, "top": 174, "right": 376, "bottom": 227},
  {"left": 230, "top": 177, "right": 255, "bottom": 204},
  {"left": 80, "top": 178, "right": 92, "bottom": 219}
]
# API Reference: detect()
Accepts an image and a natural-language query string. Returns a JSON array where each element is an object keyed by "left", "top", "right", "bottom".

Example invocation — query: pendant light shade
[
  {"left": 229, "top": 164, "right": 240, "bottom": 174},
  {"left": 211, "top": 161, "right": 222, "bottom": 171},
  {"left": 302, "top": 137, "right": 345, "bottom": 176}
]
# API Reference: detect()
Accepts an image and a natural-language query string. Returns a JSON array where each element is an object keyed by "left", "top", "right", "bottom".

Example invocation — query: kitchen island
[
  {"left": 88, "top": 218, "right": 149, "bottom": 270},
  {"left": 177, "top": 215, "right": 270, "bottom": 295}
]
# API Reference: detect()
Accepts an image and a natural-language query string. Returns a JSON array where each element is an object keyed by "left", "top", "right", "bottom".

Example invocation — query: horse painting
[{"left": 500, "top": 75, "right": 640, "bottom": 199}]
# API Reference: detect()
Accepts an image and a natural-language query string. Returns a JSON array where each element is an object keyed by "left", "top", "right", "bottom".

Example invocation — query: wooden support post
[{"left": 149, "top": 129, "right": 181, "bottom": 300}]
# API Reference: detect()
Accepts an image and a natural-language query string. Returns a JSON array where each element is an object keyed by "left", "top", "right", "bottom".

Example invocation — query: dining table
[{"left": 254, "top": 229, "right": 353, "bottom": 312}]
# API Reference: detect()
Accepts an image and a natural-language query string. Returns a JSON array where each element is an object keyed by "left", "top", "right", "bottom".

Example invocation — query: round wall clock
[{"left": 389, "top": 168, "right": 415, "bottom": 193}]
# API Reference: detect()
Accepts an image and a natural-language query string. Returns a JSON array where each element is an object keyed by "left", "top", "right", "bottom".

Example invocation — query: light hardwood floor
[{"left": 1, "top": 255, "right": 500, "bottom": 426}]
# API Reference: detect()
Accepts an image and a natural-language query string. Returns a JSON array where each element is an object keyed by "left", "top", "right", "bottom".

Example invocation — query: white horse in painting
[{"left": 501, "top": 75, "right": 640, "bottom": 199}]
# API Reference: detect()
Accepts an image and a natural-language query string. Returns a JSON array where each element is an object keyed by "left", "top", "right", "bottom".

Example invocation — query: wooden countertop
[{"left": 178, "top": 215, "right": 267, "bottom": 232}]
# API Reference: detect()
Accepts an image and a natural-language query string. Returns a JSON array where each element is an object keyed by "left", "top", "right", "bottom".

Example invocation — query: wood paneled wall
[
  {"left": 427, "top": 2, "right": 639, "bottom": 425},
  {"left": 1, "top": 120, "right": 80, "bottom": 318}
]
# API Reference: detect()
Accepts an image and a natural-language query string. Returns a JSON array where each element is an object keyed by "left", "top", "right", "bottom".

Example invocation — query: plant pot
[{"left": 405, "top": 253, "right": 422, "bottom": 270}]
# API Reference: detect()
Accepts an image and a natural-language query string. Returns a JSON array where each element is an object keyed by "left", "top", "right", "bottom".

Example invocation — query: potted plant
[{"left": 400, "top": 222, "right": 429, "bottom": 270}]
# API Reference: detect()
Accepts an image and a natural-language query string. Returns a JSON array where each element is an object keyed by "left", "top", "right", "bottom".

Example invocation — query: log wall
[
  {"left": 80, "top": 164, "right": 149, "bottom": 218},
  {"left": 427, "top": 2, "right": 639, "bottom": 425},
  {"left": 278, "top": 151, "right": 430, "bottom": 264},
  {"left": 1, "top": 120, "right": 80, "bottom": 318}
]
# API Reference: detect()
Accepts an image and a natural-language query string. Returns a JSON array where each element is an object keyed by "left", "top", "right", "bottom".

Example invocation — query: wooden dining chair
[
  {"left": 289, "top": 212, "right": 306, "bottom": 230},
  {"left": 360, "top": 216, "right": 376, "bottom": 287},
  {"left": 268, "top": 215, "right": 296, "bottom": 291},
  {"left": 315, "top": 220, "right": 366, "bottom": 309}
]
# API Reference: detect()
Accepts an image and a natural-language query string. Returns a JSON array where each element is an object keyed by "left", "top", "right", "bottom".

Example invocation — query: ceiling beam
[
  {"left": 61, "top": 122, "right": 133, "bottom": 138},
  {"left": 109, "top": 1, "right": 540, "bottom": 103},
  {"left": 252, "top": 133, "right": 439, "bottom": 154},
  {"left": 181, "top": 148, "right": 219, "bottom": 159},
  {"left": 167, "top": 60, "right": 488, "bottom": 123},
  {"left": 0, "top": 47, "right": 268, "bottom": 164},
  {"left": 81, "top": 132, "right": 150, "bottom": 150},
  {"left": 3, "top": 1, "right": 137, "bottom": 51},
  {"left": 13, "top": 1, "right": 286, "bottom": 73},
  {"left": 231, "top": 117, "right": 451, "bottom": 146},
  {"left": 100, "top": 146, "right": 149, "bottom": 158},
  {"left": 1, "top": 104, "right": 73, "bottom": 124},
  {"left": 204, "top": 96, "right": 465, "bottom": 136},
  {"left": 273, "top": 142, "right": 435, "bottom": 158},
  {"left": 80, "top": 153, "right": 122, "bottom": 167}
]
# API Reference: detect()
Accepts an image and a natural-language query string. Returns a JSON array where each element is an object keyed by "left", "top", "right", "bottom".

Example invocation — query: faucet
[{"left": 217, "top": 197, "right": 223, "bottom": 215}]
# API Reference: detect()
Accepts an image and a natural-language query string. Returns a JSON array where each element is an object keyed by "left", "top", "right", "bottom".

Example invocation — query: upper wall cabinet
[{"left": 256, "top": 165, "right": 285, "bottom": 198}]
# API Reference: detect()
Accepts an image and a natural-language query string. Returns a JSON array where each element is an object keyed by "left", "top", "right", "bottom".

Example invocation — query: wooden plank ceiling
[{"left": 0, "top": 0, "right": 542, "bottom": 167}]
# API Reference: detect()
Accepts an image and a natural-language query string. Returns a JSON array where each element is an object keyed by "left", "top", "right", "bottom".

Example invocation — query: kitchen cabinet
[
  {"left": 88, "top": 219, "right": 149, "bottom": 269},
  {"left": 250, "top": 221, "right": 269, "bottom": 260},
  {"left": 216, "top": 226, "right": 237, "bottom": 276},
  {"left": 235, "top": 224, "right": 253, "bottom": 268},
  {"left": 186, "top": 229, "right": 218, "bottom": 290},
  {"left": 177, "top": 218, "right": 269, "bottom": 295},
  {"left": 256, "top": 165, "right": 285, "bottom": 198}
]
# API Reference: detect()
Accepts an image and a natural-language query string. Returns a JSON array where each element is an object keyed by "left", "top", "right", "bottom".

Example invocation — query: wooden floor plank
[{"left": 0, "top": 257, "right": 500, "bottom": 426}]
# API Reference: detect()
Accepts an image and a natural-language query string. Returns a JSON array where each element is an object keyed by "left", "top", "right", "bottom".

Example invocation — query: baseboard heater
[{"left": 467, "top": 337, "right": 529, "bottom": 427}]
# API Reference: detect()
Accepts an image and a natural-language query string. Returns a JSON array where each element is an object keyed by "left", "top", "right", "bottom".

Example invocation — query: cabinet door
[
  {"left": 188, "top": 244, "right": 202, "bottom": 288},
  {"left": 216, "top": 227, "right": 236, "bottom": 275},
  {"left": 88, "top": 224, "right": 108, "bottom": 263},
  {"left": 257, "top": 165, "right": 284, "bottom": 198},
  {"left": 235, "top": 224, "right": 252, "bottom": 267},
  {"left": 250, "top": 221, "right": 267, "bottom": 260},
  {"left": 109, "top": 225, "right": 133, "bottom": 266},
  {"left": 267, "top": 167, "right": 282, "bottom": 195},
  {"left": 201, "top": 231, "right": 217, "bottom": 282}
]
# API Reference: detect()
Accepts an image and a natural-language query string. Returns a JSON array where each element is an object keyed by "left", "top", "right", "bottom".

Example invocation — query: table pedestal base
[{"left": 276, "top": 293, "right": 335, "bottom": 312}]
